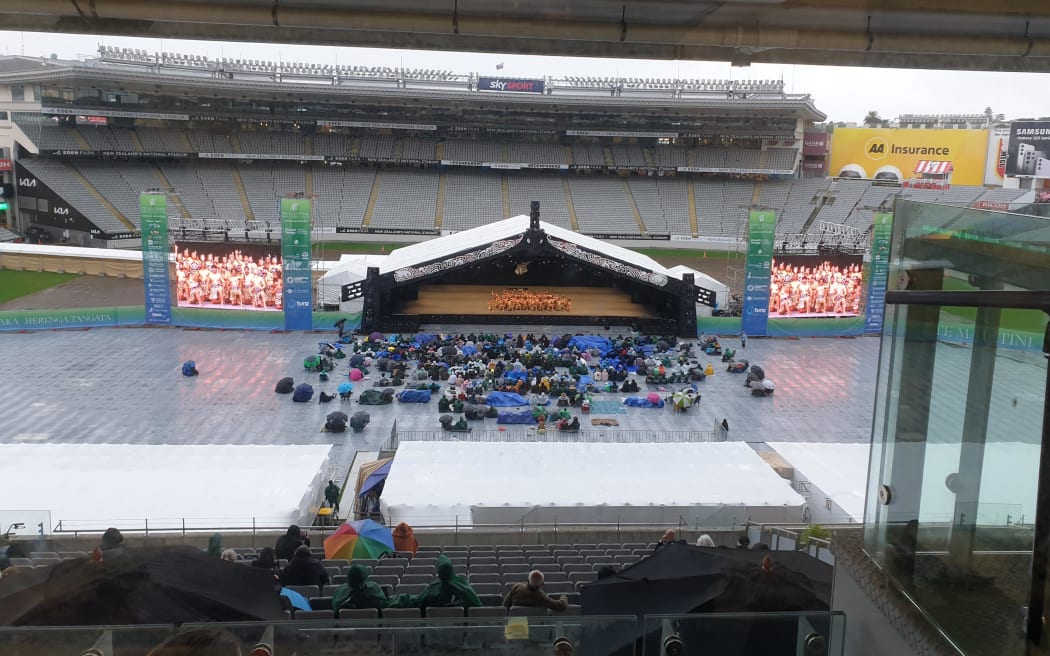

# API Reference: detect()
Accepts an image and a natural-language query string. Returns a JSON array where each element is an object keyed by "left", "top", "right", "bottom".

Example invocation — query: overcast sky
[{"left": 4, "top": 30, "right": 1048, "bottom": 124}]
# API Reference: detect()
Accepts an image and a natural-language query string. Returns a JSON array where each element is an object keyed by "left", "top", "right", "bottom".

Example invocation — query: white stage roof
[
  {"left": 379, "top": 216, "right": 672, "bottom": 278},
  {"left": 769, "top": 441, "right": 1039, "bottom": 525},
  {"left": 381, "top": 441, "right": 805, "bottom": 528},
  {"left": 0, "top": 444, "right": 332, "bottom": 532}
]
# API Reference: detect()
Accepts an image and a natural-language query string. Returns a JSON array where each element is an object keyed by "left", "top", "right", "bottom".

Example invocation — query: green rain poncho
[
  {"left": 332, "top": 564, "right": 389, "bottom": 612},
  {"left": 207, "top": 533, "right": 223, "bottom": 557},
  {"left": 387, "top": 555, "right": 481, "bottom": 610}
]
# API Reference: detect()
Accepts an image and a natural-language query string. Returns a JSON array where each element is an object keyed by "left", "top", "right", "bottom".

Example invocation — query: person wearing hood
[
  {"left": 333, "top": 564, "right": 389, "bottom": 612},
  {"left": 207, "top": 533, "right": 223, "bottom": 558},
  {"left": 392, "top": 522, "right": 419, "bottom": 555},
  {"left": 98, "top": 527, "right": 127, "bottom": 559},
  {"left": 387, "top": 555, "right": 481, "bottom": 610},
  {"left": 279, "top": 545, "right": 330, "bottom": 588},
  {"left": 275, "top": 525, "right": 311, "bottom": 561},
  {"left": 252, "top": 546, "right": 278, "bottom": 571}
]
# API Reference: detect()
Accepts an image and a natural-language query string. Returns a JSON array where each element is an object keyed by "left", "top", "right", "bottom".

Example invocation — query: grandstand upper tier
[{"left": 0, "top": 50, "right": 1026, "bottom": 246}]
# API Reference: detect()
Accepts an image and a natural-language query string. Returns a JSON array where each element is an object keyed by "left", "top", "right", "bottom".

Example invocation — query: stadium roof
[
  {"left": 0, "top": 56, "right": 824, "bottom": 122},
  {"left": 0, "top": 1, "right": 1047, "bottom": 72}
]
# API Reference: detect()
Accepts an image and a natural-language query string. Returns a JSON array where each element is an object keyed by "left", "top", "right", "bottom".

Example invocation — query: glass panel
[
  {"left": 866, "top": 200, "right": 1050, "bottom": 656},
  {"left": 0, "top": 625, "right": 175, "bottom": 656},
  {"left": 642, "top": 612, "right": 846, "bottom": 656}
]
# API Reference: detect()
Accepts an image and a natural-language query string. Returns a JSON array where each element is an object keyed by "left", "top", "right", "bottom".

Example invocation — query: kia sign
[{"left": 478, "top": 77, "right": 545, "bottom": 94}]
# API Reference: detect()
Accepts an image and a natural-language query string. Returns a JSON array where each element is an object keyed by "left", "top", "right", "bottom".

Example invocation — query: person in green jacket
[
  {"left": 332, "top": 564, "right": 388, "bottom": 612},
  {"left": 387, "top": 555, "right": 481, "bottom": 610},
  {"left": 207, "top": 533, "right": 223, "bottom": 558}
]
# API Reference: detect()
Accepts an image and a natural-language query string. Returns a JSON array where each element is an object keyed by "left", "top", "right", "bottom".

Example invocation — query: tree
[{"left": 863, "top": 110, "right": 884, "bottom": 128}]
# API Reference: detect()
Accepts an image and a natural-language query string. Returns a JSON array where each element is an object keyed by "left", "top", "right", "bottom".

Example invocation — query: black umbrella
[
  {"left": 580, "top": 544, "right": 832, "bottom": 656},
  {"left": 0, "top": 546, "right": 285, "bottom": 627}
]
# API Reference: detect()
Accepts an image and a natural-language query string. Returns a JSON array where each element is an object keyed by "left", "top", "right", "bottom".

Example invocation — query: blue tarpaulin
[
  {"left": 486, "top": 392, "right": 530, "bottom": 406},
  {"left": 504, "top": 370, "right": 527, "bottom": 382},
  {"left": 568, "top": 336, "right": 613, "bottom": 354},
  {"left": 623, "top": 396, "right": 665, "bottom": 408},
  {"left": 461, "top": 344, "right": 478, "bottom": 356},
  {"left": 413, "top": 334, "right": 437, "bottom": 346},
  {"left": 577, "top": 375, "right": 594, "bottom": 387},
  {"left": 498, "top": 409, "right": 536, "bottom": 424},
  {"left": 397, "top": 389, "right": 432, "bottom": 403}
]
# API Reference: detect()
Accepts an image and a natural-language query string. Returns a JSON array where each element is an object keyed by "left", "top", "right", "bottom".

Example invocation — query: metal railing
[{"left": 745, "top": 521, "right": 842, "bottom": 564}]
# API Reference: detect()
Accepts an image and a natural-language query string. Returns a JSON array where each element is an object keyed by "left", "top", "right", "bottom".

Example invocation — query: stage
[{"left": 398, "top": 285, "right": 656, "bottom": 318}]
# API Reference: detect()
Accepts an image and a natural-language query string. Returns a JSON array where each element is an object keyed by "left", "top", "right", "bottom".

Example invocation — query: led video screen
[
  {"left": 175, "top": 243, "right": 284, "bottom": 311},
  {"left": 769, "top": 255, "right": 864, "bottom": 318}
]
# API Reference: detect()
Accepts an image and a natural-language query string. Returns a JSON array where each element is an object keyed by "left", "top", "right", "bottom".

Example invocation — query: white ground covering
[
  {"left": 0, "top": 444, "right": 332, "bottom": 531},
  {"left": 768, "top": 441, "right": 1039, "bottom": 525},
  {"left": 381, "top": 441, "right": 804, "bottom": 527}
]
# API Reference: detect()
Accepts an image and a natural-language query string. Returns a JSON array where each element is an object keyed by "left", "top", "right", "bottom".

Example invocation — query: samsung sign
[{"left": 478, "top": 77, "right": 545, "bottom": 94}]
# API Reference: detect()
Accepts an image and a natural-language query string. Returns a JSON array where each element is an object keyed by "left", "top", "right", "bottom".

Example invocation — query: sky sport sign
[{"left": 477, "top": 77, "right": 545, "bottom": 94}]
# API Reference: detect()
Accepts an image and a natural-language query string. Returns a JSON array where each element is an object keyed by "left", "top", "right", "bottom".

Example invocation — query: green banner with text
[{"left": 280, "top": 197, "right": 313, "bottom": 330}]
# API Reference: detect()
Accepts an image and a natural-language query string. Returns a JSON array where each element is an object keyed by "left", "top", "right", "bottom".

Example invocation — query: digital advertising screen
[
  {"left": 175, "top": 242, "right": 284, "bottom": 311},
  {"left": 769, "top": 255, "right": 865, "bottom": 318}
]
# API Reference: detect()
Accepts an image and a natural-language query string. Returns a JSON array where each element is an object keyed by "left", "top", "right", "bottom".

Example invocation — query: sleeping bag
[
  {"left": 181, "top": 361, "right": 199, "bottom": 377},
  {"left": 623, "top": 396, "right": 665, "bottom": 408},
  {"left": 396, "top": 389, "right": 432, "bottom": 403},
  {"left": 275, "top": 377, "right": 295, "bottom": 394},
  {"left": 292, "top": 383, "right": 314, "bottom": 402},
  {"left": 497, "top": 408, "right": 536, "bottom": 424},
  {"left": 357, "top": 389, "right": 390, "bottom": 405}
]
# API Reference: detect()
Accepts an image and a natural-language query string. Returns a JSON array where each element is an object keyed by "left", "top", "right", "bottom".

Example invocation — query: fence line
[{"left": 385, "top": 426, "right": 724, "bottom": 450}]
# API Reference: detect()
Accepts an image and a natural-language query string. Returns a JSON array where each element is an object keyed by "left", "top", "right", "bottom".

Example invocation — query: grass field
[
  {"left": 0, "top": 270, "right": 79, "bottom": 304},
  {"left": 942, "top": 274, "right": 1047, "bottom": 335}
]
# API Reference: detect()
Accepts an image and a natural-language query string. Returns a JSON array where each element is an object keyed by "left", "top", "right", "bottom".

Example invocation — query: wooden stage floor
[{"left": 398, "top": 285, "right": 656, "bottom": 318}]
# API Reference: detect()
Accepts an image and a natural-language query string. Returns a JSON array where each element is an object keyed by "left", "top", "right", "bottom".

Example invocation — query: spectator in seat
[
  {"left": 392, "top": 522, "right": 419, "bottom": 555},
  {"left": 654, "top": 529, "right": 686, "bottom": 551},
  {"left": 221, "top": 549, "right": 239, "bottom": 562},
  {"left": 504, "top": 570, "right": 568, "bottom": 612},
  {"left": 99, "top": 527, "right": 127, "bottom": 559},
  {"left": 279, "top": 545, "right": 329, "bottom": 588},
  {"left": 388, "top": 554, "right": 480, "bottom": 610},
  {"left": 274, "top": 525, "right": 310, "bottom": 561},
  {"left": 252, "top": 547, "right": 278, "bottom": 571},
  {"left": 207, "top": 533, "right": 223, "bottom": 558},
  {"left": 332, "top": 564, "right": 388, "bottom": 612},
  {"left": 147, "top": 627, "right": 243, "bottom": 656}
]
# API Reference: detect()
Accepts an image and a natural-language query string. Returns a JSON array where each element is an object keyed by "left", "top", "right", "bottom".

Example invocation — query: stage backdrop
[
  {"left": 281, "top": 197, "right": 313, "bottom": 331},
  {"left": 140, "top": 193, "right": 171, "bottom": 325},
  {"left": 741, "top": 210, "right": 777, "bottom": 336}
]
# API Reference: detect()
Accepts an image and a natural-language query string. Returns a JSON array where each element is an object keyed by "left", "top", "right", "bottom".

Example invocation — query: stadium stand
[
  {"left": 974, "top": 187, "right": 1029, "bottom": 205},
  {"left": 313, "top": 132, "right": 356, "bottom": 158},
  {"left": 507, "top": 172, "right": 572, "bottom": 229},
  {"left": 443, "top": 139, "right": 504, "bottom": 162},
  {"left": 506, "top": 141, "right": 567, "bottom": 166},
  {"left": 568, "top": 176, "right": 640, "bottom": 235},
  {"left": 312, "top": 166, "right": 376, "bottom": 229},
  {"left": 572, "top": 143, "right": 608, "bottom": 168},
  {"left": 694, "top": 178, "right": 754, "bottom": 239},
  {"left": 626, "top": 176, "right": 673, "bottom": 235},
  {"left": 36, "top": 126, "right": 89, "bottom": 152},
  {"left": 136, "top": 127, "right": 192, "bottom": 152},
  {"left": 442, "top": 170, "right": 506, "bottom": 231},
  {"left": 73, "top": 161, "right": 161, "bottom": 228},
  {"left": 807, "top": 179, "right": 869, "bottom": 233},
  {"left": 369, "top": 169, "right": 439, "bottom": 230},
  {"left": 17, "top": 159, "right": 130, "bottom": 234},
  {"left": 239, "top": 164, "right": 306, "bottom": 224}
]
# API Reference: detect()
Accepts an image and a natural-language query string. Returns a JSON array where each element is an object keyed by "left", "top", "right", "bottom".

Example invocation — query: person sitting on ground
[
  {"left": 654, "top": 529, "right": 686, "bottom": 551},
  {"left": 503, "top": 569, "right": 569, "bottom": 612},
  {"left": 696, "top": 534, "right": 716, "bottom": 547},
  {"left": 99, "top": 527, "right": 127, "bottom": 559},
  {"left": 274, "top": 525, "right": 310, "bottom": 561},
  {"left": 319, "top": 391, "right": 337, "bottom": 403},
  {"left": 279, "top": 545, "right": 330, "bottom": 588},
  {"left": 221, "top": 548, "right": 238, "bottom": 563},
  {"left": 722, "top": 347, "right": 736, "bottom": 362},
  {"left": 333, "top": 564, "right": 389, "bottom": 612},
  {"left": 252, "top": 546, "right": 278, "bottom": 571}
]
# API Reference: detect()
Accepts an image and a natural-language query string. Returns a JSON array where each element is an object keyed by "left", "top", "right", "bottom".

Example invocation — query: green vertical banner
[
  {"left": 864, "top": 212, "right": 894, "bottom": 334},
  {"left": 280, "top": 197, "right": 313, "bottom": 331},
  {"left": 741, "top": 210, "right": 777, "bottom": 336},
  {"left": 140, "top": 193, "right": 171, "bottom": 325}
]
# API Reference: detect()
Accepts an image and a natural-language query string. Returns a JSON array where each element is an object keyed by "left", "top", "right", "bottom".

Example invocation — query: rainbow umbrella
[{"left": 324, "top": 519, "right": 394, "bottom": 560}]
